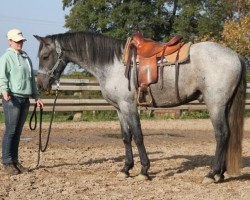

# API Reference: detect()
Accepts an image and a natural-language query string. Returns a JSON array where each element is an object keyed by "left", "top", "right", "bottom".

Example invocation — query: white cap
[{"left": 7, "top": 29, "right": 26, "bottom": 42}]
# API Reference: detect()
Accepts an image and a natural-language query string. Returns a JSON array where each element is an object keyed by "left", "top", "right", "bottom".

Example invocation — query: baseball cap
[{"left": 7, "top": 29, "right": 26, "bottom": 42}]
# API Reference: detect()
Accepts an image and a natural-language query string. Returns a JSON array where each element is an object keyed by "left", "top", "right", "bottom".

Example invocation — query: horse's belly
[
  {"left": 148, "top": 65, "right": 199, "bottom": 107},
  {"left": 149, "top": 83, "right": 198, "bottom": 107}
]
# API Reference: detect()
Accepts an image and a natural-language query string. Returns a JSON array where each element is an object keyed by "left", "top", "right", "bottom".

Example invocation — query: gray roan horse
[{"left": 34, "top": 32, "right": 246, "bottom": 183}]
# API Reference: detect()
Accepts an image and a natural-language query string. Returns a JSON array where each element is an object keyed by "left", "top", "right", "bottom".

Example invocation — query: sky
[{"left": 0, "top": 0, "right": 69, "bottom": 70}]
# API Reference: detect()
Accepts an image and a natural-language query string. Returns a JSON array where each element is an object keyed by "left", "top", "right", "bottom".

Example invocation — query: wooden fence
[{"left": 1, "top": 78, "right": 250, "bottom": 114}]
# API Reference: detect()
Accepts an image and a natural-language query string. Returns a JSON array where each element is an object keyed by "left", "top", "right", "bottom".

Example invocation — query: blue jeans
[{"left": 2, "top": 96, "right": 30, "bottom": 164}]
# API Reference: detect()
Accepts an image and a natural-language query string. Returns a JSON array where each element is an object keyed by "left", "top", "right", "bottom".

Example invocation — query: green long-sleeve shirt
[{"left": 0, "top": 47, "right": 39, "bottom": 99}]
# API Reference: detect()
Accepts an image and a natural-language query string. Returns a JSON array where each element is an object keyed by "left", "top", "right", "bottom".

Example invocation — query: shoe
[
  {"left": 3, "top": 163, "right": 20, "bottom": 175},
  {"left": 14, "top": 162, "right": 30, "bottom": 173}
]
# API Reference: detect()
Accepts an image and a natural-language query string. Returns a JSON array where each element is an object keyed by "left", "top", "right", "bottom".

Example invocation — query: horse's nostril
[
  {"left": 36, "top": 77, "right": 45, "bottom": 91},
  {"left": 37, "top": 84, "right": 43, "bottom": 91}
]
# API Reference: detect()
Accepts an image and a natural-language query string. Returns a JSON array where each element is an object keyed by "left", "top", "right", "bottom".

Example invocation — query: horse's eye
[{"left": 42, "top": 55, "right": 49, "bottom": 60}]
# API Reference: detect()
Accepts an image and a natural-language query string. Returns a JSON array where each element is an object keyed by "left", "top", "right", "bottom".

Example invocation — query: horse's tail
[{"left": 227, "top": 58, "right": 246, "bottom": 175}]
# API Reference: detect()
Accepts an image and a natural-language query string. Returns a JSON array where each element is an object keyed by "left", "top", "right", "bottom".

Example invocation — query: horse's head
[{"left": 34, "top": 35, "right": 67, "bottom": 90}]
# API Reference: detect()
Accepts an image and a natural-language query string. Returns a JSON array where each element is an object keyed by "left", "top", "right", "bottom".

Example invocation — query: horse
[{"left": 34, "top": 32, "right": 246, "bottom": 183}]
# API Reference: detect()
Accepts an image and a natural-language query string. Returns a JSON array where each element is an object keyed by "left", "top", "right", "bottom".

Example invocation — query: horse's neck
[{"left": 68, "top": 56, "right": 107, "bottom": 83}]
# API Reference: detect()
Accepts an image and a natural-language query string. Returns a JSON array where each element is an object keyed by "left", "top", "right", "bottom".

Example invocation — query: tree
[
  {"left": 62, "top": 0, "right": 181, "bottom": 40},
  {"left": 222, "top": 12, "right": 250, "bottom": 59},
  {"left": 173, "top": 0, "right": 250, "bottom": 41},
  {"left": 171, "top": 0, "right": 201, "bottom": 40},
  {"left": 193, "top": 1, "right": 249, "bottom": 63},
  {"left": 62, "top": 0, "right": 249, "bottom": 43}
]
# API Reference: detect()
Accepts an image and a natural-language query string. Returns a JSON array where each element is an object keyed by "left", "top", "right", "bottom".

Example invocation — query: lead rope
[{"left": 29, "top": 80, "right": 60, "bottom": 167}]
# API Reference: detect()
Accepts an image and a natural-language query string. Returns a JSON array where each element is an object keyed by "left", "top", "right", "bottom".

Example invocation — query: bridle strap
[{"left": 37, "top": 40, "right": 66, "bottom": 79}]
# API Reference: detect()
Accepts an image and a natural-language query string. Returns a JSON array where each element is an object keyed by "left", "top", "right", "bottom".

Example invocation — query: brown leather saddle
[
  {"left": 123, "top": 32, "right": 191, "bottom": 106},
  {"left": 131, "top": 32, "right": 183, "bottom": 58}
]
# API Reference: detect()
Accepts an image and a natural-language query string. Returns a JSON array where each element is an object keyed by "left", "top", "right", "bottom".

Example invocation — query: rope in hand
[{"left": 29, "top": 81, "right": 60, "bottom": 167}]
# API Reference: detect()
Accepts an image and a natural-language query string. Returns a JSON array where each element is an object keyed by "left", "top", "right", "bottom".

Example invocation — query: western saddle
[{"left": 123, "top": 32, "right": 191, "bottom": 106}]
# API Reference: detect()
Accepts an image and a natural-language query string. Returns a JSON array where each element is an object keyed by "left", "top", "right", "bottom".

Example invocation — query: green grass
[
  {"left": 246, "top": 71, "right": 250, "bottom": 83},
  {"left": 179, "top": 110, "right": 210, "bottom": 119},
  {"left": 27, "top": 112, "right": 73, "bottom": 126},
  {"left": 0, "top": 110, "right": 250, "bottom": 124},
  {"left": 81, "top": 111, "right": 119, "bottom": 121},
  {"left": 244, "top": 111, "right": 250, "bottom": 118}
]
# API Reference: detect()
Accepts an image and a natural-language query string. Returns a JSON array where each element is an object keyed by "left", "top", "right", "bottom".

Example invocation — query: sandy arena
[{"left": 0, "top": 119, "right": 249, "bottom": 200}]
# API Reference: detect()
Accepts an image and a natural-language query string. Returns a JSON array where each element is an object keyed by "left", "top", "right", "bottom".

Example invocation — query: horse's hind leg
[
  {"left": 117, "top": 104, "right": 150, "bottom": 179},
  {"left": 204, "top": 105, "right": 229, "bottom": 183}
]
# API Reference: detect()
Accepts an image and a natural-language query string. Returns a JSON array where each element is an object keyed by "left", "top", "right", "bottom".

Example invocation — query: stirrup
[{"left": 137, "top": 86, "right": 153, "bottom": 106}]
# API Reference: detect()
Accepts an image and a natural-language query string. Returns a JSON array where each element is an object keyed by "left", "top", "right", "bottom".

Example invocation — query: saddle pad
[
  {"left": 165, "top": 42, "right": 192, "bottom": 64},
  {"left": 122, "top": 37, "right": 132, "bottom": 66}
]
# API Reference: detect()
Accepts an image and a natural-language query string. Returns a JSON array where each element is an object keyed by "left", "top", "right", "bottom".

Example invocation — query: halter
[{"left": 37, "top": 40, "right": 66, "bottom": 80}]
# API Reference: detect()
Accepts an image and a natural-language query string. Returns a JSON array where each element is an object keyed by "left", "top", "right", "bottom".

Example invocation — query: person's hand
[
  {"left": 36, "top": 99, "right": 44, "bottom": 108},
  {"left": 2, "top": 91, "right": 11, "bottom": 101}
]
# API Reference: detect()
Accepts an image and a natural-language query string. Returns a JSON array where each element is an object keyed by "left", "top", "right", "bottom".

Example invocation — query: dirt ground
[{"left": 0, "top": 118, "right": 249, "bottom": 200}]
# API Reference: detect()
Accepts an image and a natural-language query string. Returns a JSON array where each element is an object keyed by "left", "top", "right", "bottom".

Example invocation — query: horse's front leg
[
  {"left": 130, "top": 112, "right": 150, "bottom": 179},
  {"left": 116, "top": 110, "right": 134, "bottom": 178},
  {"left": 117, "top": 103, "right": 150, "bottom": 179}
]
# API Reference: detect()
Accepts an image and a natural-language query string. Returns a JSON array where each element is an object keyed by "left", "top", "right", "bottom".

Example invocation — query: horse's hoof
[
  {"left": 135, "top": 174, "right": 149, "bottom": 181},
  {"left": 202, "top": 177, "right": 214, "bottom": 184},
  {"left": 214, "top": 174, "right": 224, "bottom": 183},
  {"left": 117, "top": 172, "right": 129, "bottom": 179}
]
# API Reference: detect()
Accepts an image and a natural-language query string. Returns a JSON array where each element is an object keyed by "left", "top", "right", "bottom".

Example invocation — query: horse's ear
[
  {"left": 34, "top": 35, "right": 53, "bottom": 46},
  {"left": 34, "top": 35, "right": 41, "bottom": 41},
  {"left": 34, "top": 35, "right": 46, "bottom": 44}
]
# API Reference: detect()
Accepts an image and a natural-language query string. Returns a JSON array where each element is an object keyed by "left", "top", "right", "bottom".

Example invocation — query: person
[{"left": 0, "top": 29, "right": 43, "bottom": 175}]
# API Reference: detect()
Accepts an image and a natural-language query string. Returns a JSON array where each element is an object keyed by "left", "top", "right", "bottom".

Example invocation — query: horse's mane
[{"left": 42, "top": 32, "right": 125, "bottom": 65}]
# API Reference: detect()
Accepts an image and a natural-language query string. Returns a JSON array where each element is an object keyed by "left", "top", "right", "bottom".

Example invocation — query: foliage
[
  {"left": 194, "top": 9, "right": 249, "bottom": 62},
  {"left": 1, "top": 109, "right": 250, "bottom": 124},
  {"left": 81, "top": 110, "right": 119, "bottom": 121},
  {"left": 62, "top": 0, "right": 249, "bottom": 42},
  {"left": 61, "top": 0, "right": 249, "bottom": 68},
  {"left": 63, "top": 71, "right": 93, "bottom": 79},
  {"left": 62, "top": 0, "right": 176, "bottom": 40},
  {"left": 221, "top": 12, "right": 250, "bottom": 58},
  {"left": 247, "top": 71, "right": 250, "bottom": 82},
  {"left": 40, "top": 72, "right": 96, "bottom": 98},
  {"left": 175, "top": 0, "right": 249, "bottom": 40},
  {"left": 37, "top": 112, "right": 74, "bottom": 122},
  {"left": 179, "top": 110, "right": 210, "bottom": 119}
]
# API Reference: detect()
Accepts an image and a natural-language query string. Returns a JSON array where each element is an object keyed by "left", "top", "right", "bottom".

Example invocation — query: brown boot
[
  {"left": 14, "top": 162, "right": 30, "bottom": 173},
  {"left": 3, "top": 163, "right": 20, "bottom": 175}
]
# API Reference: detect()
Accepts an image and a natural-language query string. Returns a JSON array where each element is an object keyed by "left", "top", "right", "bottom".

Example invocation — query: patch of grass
[
  {"left": 179, "top": 110, "right": 210, "bottom": 119},
  {"left": 0, "top": 109, "right": 249, "bottom": 124},
  {"left": 246, "top": 70, "right": 250, "bottom": 83},
  {"left": 81, "top": 111, "right": 119, "bottom": 121},
  {"left": 244, "top": 111, "right": 250, "bottom": 118},
  {"left": 28, "top": 112, "right": 73, "bottom": 123},
  {"left": 0, "top": 114, "right": 4, "bottom": 123}
]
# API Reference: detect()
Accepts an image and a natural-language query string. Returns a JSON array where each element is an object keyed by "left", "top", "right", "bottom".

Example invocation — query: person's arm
[{"left": 0, "top": 55, "right": 11, "bottom": 101}]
